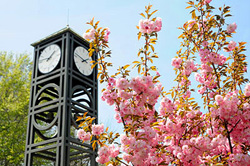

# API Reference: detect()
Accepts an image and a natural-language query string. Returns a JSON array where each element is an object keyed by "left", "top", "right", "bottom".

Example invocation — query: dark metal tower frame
[{"left": 24, "top": 27, "right": 98, "bottom": 166}]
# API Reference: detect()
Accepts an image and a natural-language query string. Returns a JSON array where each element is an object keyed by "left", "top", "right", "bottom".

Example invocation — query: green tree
[{"left": 0, "top": 51, "right": 31, "bottom": 165}]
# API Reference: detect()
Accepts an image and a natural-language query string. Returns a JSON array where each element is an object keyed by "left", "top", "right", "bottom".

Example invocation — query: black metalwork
[{"left": 24, "top": 27, "right": 98, "bottom": 166}]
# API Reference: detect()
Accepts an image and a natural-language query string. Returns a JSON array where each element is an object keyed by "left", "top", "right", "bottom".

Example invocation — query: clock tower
[{"left": 24, "top": 27, "right": 98, "bottom": 166}]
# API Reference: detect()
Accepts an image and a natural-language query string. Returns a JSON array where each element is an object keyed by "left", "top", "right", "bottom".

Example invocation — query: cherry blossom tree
[{"left": 77, "top": 0, "right": 250, "bottom": 165}]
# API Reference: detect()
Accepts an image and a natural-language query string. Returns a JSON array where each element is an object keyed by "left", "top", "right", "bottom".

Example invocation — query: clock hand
[
  {"left": 82, "top": 58, "right": 90, "bottom": 63},
  {"left": 46, "top": 51, "right": 56, "bottom": 61},
  {"left": 39, "top": 57, "right": 49, "bottom": 62},
  {"left": 75, "top": 53, "right": 85, "bottom": 61}
]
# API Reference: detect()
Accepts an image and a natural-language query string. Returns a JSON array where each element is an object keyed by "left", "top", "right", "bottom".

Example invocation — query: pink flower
[
  {"left": 114, "top": 112, "right": 122, "bottom": 123},
  {"left": 156, "top": 71, "right": 161, "bottom": 76},
  {"left": 218, "top": 54, "right": 226, "bottom": 65},
  {"left": 110, "top": 91, "right": 117, "bottom": 99},
  {"left": 198, "top": 86, "right": 206, "bottom": 94},
  {"left": 103, "top": 28, "right": 110, "bottom": 42},
  {"left": 227, "top": 41, "right": 237, "bottom": 51},
  {"left": 108, "top": 77, "right": 116, "bottom": 85},
  {"left": 243, "top": 103, "right": 250, "bottom": 110},
  {"left": 77, "top": 129, "right": 85, "bottom": 139},
  {"left": 139, "top": 19, "right": 154, "bottom": 34},
  {"left": 154, "top": 17, "right": 162, "bottom": 32},
  {"left": 98, "top": 146, "right": 110, "bottom": 156},
  {"left": 177, "top": 152, "right": 184, "bottom": 160},
  {"left": 171, "top": 57, "right": 182, "bottom": 68},
  {"left": 202, "top": 41, "right": 209, "bottom": 48},
  {"left": 105, "top": 27, "right": 110, "bottom": 35},
  {"left": 96, "top": 156, "right": 109, "bottom": 164},
  {"left": 96, "top": 146, "right": 111, "bottom": 164},
  {"left": 227, "top": 22, "right": 237, "bottom": 33},
  {"left": 244, "top": 83, "right": 250, "bottom": 97},
  {"left": 77, "top": 129, "right": 91, "bottom": 141},
  {"left": 149, "top": 156, "right": 160, "bottom": 165},
  {"left": 123, "top": 154, "right": 133, "bottom": 163},
  {"left": 116, "top": 78, "right": 129, "bottom": 90},
  {"left": 204, "top": 0, "right": 212, "bottom": 4},
  {"left": 109, "top": 144, "right": 120, "bottom": 158},
  {"left": 92, "top": 124, "right": 104, "bottom": 135},
  {"left": 139, "top": 17, "right": 162, "bottom": 34},
  {"left": 215, "top": 95, "right": 224, "bottom": 105},
  {"left": 83, "top": 28, "right": 95, "bottom": 40},
  {"left": 120, "top": 134, "right": 129, "bottom": 145},
  {"left": 183, "top": 59, "right": 196, "bottom": 75}
]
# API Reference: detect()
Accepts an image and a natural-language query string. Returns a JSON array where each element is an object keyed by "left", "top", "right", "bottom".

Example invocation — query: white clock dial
[
  {"left": 74, "top": 46, "right": 93, "bottom": 76},
  {"left": 38, "top": 44, "right": 61, "bottom": 74}
]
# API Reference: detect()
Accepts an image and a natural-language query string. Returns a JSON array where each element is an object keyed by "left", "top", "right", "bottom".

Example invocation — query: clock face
[
  {"left": 74, "top": 46, "right": 93, "bottom": 76},
  {"left": 38, "top": 44, "right": 61, "bottom": 74}
]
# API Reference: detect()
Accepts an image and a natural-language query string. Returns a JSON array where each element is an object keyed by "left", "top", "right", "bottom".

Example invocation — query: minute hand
[
  {"left": 46, "top": 51, "right": 56, "bottom": 62},
  {"left": 75, "top": 53, "right": 85, "bottom": 61}
]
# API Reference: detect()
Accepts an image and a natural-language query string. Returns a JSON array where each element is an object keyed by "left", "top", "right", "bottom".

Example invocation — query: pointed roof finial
[{"left": 67, "top": 9, "right": 70, "bottom": 27}]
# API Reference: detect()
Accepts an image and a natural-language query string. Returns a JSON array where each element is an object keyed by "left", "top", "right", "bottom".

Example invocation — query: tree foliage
[{"left": 0, "top": 51, "right": 31, "bottom": 165}]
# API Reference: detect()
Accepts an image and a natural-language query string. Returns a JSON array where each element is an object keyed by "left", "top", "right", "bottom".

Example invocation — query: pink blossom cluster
[
  {"left": 159, "top": 97, "right": 176, "bottom": 116},
  {"left": 213, "top": 93, "right": 240, "bottom": 120},
  {"left": 120, "top": 134, "right": 153, "bottom": 165},
  {"left": 203, "top": 0, "right": 212, "bottom": 5},
  {"left": 195, "top": 64, "right": 217, "bottom": 94},
  {"left": 211, "top": 92, "right": 250, "bottom": 145},
  {"left": 83, "top": 27, "right": 110, "bottom": 42},
  {"left": 226, "top": 41, "right": 237, "bottom": 52},
  {"left": 77, "top": 129, "right": 91, "bottom": 141},
  {"left": 199, "top": 49, "right": 226, "bottom": 65},
  {"left": 101, "top": 75, "right": 162, "bottom": 129},
  {"left": 99, "top": 76, "right": 165, "bottom": 165},
  {"left": 180, "top": 78, "right": 191, "bottom": 87},
  {"left": 83, "top": 28, "right": 95, "bottom": 40},
  {"left": 171, "top": 57, "right": 182, "bottom": 68},
  {"left": 244, "top": 83, "right": 250, "bottom": 97},
  {"left": 138, "top": 17, "right": 162, "bottom": 34},
  {"left": 102, "top": 75, "right": 162, "bottom": 109},
  {"left": 156, "top": 107, "right": 215, "bottom": 165},
  {"left": 92, "top": 124, "right": 104, "bottom": 135},
  {"left": 96, "top": 144, "right": 120, "bottom": 164},
  {"left": 100, "top": 75, "right": 250, "bottom": 165},
  {"left": 111, "top": 92, "right": 215, "bottom": 165},
  {"left": 202, "top": 41, "right": 209, "bottom": 48},
  {"left": 229, "top": 153, "right": 250, "bottom": 166},
  {"left": 227, "top": 22, "right": 237, "bottom": 33},
  {"left": 103, "top": 28, "right": 110, "bottom": 42},
  {"left": 183, "top": 59, "right": 197, "bottom": 76},
  {"left": 205, "top": 0, "right": 212, "bottom": 4}
]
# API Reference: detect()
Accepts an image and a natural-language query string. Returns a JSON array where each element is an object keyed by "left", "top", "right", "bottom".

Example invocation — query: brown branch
[
  {"left": 115, "top": 157, "right": 129, "bottom": 166},
  {"left": 144, "top": 34, "right": 149, "bottom": 76},
  {"left": 224, "top": 123, "right": 233, "bottom": 153},
  {"left": 229, "top": 119, "right": 241, "bottom": 133}
]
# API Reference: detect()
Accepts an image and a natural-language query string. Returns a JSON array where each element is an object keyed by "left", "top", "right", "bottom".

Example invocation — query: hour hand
[
  {"left": 39, "top": 57, "right": 49, "bottom": 62},
  {"left": 82, "top": 58, "right": 90, "bottom": 63}
]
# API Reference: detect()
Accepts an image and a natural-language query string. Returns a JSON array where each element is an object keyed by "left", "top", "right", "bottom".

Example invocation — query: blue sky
[{"left": 1, "top": 0, "right": 250, "bottom": 132}]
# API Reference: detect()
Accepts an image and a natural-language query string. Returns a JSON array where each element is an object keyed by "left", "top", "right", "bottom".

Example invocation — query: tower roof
[{"left": 31, "top": 26, "right": 89, "bottom": 47}]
